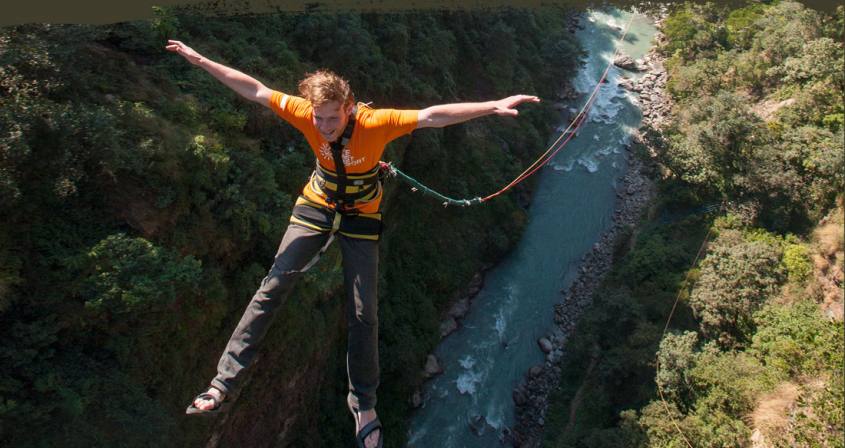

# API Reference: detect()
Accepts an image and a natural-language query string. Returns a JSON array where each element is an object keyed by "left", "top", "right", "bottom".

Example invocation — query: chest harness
[
  {"left": 314, "top": 112, "right": 381, "bottom": 209},
  {"left": 289, "top": 110, "right": 384, "bottom": 244}
]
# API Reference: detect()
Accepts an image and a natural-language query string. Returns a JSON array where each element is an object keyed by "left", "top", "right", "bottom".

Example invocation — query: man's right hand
[
  {"left": 162, "top": 39, "right": 272, "bottom": 106},
  {"left": 165, "top": 40, "right": 204, "bottom": 65}
]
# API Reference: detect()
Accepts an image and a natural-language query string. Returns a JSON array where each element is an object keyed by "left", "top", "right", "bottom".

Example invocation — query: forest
[
  {"left": 543, "top": 2, "right": 843, "bottom": 447},
  {"left": 0, "top": 7, "right": 583, "bottom": 447},
  {"left": 2, "top": 1, "right": 842, "bottom": 447}
]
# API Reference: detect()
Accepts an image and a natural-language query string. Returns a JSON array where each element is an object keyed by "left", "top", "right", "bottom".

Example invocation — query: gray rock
[
  {"left": 448, "top": 297, "right": 470, "bottom": 320},
  {"left": 424, "top": 354, "right": 443, "bottom": 378},
  {"left": 467, "top": 272, "right": 484, "bottom": 297},
  {"left": 529, "top": 365, "right": 544, "bottom": 377},
  {"left": 613, "top": 55, "right": 640, "bottom": 71},
  {"left": 440, "top": 317, "right": 458, "bottom": 337},
  {"left": 618, "top": 77, "right": 635, "bottom": 90},
  {"left": 538, "top": 337, "right": 553, "bottom": 354},
  {"left": 513, "top": 387, "right": 527, "bottom": 405}
]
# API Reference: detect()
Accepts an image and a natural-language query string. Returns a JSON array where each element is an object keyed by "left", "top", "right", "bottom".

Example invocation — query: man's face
[{"left": 312, "top": 100, "right": 353, "bottom": 143}]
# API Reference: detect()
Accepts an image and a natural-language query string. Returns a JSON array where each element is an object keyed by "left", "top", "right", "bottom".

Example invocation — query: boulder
[
  {"left": 440, "top": 317, "right": 458, "bottom": 337},
  {"left": 613, "top": 55, "right": 640, "bottom": 71},
  {"left": 467, "top": 272, "right": 484, "bottom": 297},
  {"left": 448, "top": 297, "right": 470, "bottom": 320},
  {"left": 618, "top": 77, "right": 635, "bottom": 90},
  {"left": 423, "top": 354, "right": 443, "bottom": 378},
  {"left": 512, "top": 386, "right": 527, "bottom": 406},
  {"left": 537, "top": 337, "right": 553, "bottom": 354}
]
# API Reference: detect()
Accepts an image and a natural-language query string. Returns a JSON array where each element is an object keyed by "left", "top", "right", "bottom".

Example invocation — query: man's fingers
[
  {"left": 515, "top": 95, "right": 540, "bottom": 104},
  {"left": 496, "top": 107, "right": 519, "bottom": 117}
]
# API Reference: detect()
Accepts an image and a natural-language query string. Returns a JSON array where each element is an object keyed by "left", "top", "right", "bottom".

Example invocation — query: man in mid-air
[{"left": 167, "top": 39, "right": 539, "bottom": 448}]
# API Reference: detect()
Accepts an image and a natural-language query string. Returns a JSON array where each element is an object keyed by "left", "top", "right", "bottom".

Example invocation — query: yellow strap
[
  {"left": 290, "top": 216, "right": 330, "bottom": 232},
  {"left": 296, "top": 195, "right": 328, "bottom": 209},
  {"left": 321, "top": 180, "right": 368, "bottom": 194},
  {"left": 311, "top": 176, "right": 381, "bottom": 204},
  {"left": 331, "top": 212, "right": 342, "bottom": 234}
]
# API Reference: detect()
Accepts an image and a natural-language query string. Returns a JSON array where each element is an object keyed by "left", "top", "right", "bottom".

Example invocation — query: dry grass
[
  {"left": 811, "top": 202, "right": 844, "bottom": 321},
  {"left": 749, "top": 381, "right": 801, "bottom": 447},
  {"left": 815, "top": 221, "right": 844, "bottom": 260},
  {"left": 750, "top": 97, "right": 796, "bottom": 122},
  {"left": 750, "top": 379, "right": 831, "bottom": 448}
]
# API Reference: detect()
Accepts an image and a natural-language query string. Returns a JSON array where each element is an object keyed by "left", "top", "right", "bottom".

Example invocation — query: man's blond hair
[{"left": 298, "top": 69, "right": 354, "bottom": 107}]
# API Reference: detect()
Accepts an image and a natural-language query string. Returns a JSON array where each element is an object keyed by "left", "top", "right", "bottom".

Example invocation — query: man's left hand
[{"left": 492, "top": 95, "right": 541, "bottom": 117}]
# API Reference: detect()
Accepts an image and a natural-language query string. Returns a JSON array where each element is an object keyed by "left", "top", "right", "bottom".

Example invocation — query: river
[{"left": 406, "top": 9, "right": 658, "bottom": 447}]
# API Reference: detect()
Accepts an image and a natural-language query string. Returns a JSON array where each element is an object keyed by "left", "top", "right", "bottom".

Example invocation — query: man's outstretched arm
[
  {"left": 416, "top": 95, "right": 540, "bottom": 129},
  {"left": 165, "top": 40, "right": 273, "bottom": 106}
]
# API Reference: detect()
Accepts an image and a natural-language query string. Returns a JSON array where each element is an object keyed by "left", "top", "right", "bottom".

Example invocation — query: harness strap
[
  {"left": 328, "top": 113, "right": 357, "bottom": 208},
  {"left": 285, "top": 194, "right": 382, "bottom": 274},
  {"left": 290, "top": 196, "right": 382, "bottom": 240},
  {"left": 313, "top": 163, "right": 380, "bottom": 202}
]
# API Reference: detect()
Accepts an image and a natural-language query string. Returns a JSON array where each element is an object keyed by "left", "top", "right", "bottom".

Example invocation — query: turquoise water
[{"left": 406, "top": 10, "right": 658, "bottom": 447}]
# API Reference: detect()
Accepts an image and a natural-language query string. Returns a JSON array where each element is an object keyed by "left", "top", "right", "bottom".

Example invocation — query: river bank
[
  {"left": 412, "top": 10, "right": 587, "bottom": 403},
  {"left": 406, "top": 10, "right": 662, "bottom": 446},
  {"left": 510, "top": 13, "right": 670, "bottom": 447}
]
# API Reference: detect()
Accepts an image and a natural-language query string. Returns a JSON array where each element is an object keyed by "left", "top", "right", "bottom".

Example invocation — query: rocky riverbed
[
  {"left": 409, "top": 12, "right": 588, "bottom": 410},
  {"left": 407, "top": 11, "right": 673, "bottom": 445},
  {"left": 509, "top": 14, "right": 670, "bottom": 448}
]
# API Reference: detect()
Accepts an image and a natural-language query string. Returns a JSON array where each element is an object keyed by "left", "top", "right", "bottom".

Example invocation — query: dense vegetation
[
  {"left": 0, "top": 9, "right": 584, "bottom": 447},
  {"left": 544, "top": 1, "right": 843, "bottom": 447}
]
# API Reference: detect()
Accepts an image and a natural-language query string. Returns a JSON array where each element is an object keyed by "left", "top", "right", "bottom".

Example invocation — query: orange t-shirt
[{"left": 268, "top": 90, "right": 418, "bottom": 214}]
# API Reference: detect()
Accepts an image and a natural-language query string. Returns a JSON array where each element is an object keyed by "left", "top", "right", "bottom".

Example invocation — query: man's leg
[
  {"left": 209, "top": 224, "right": 331, "bottom": 396},
  {"left": 338, "top": 234, "right": 380, "bottom": 413}
]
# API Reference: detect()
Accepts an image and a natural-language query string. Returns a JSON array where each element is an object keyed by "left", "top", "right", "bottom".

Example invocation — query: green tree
[
  {"left": 688, "top": 229, "right": 785, "bottom": 347},
  {"left": 751, "top": 125, "right": 844, "bottom": 228},
  {"left": 655, "top": 331, "right": 698, "bottom": 410},
  {"left": 750, "top": 300, "right": 842, "bottom": 377},
  {"left": 661, "top": 3, "right": 727, "bottom": 64},
  {"left": 724, "top": 2, "right": 768, "bottom": 49},
  {"left": 663, "top": 91, "right": 769, "bottom": 199}
]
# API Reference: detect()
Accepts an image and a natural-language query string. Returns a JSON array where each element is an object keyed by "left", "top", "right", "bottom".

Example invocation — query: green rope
[{"left": 381, "top": 162, "right": 483, "bottom": 208}]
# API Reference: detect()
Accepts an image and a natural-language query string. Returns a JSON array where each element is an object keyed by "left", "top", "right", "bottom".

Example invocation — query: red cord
[{"left": 480, "top": 15, "right": 636, "bottom": 203}]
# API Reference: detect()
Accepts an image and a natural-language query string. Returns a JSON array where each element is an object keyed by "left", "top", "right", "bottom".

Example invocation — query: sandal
[
  {"left": 185, "top": 387, "right": 229, "bottom": 416},
  {"left": 354, "top": 414, "right": 383, "bottom": 448}
]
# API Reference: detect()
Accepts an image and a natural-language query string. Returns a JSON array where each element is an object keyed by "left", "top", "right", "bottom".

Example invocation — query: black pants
[{"left": 211, "top": 223, "right": 380, "bottom": 411}]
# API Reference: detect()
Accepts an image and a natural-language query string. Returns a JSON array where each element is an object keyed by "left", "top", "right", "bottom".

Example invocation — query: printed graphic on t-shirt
[{"left": 318, "top": 142, "right": 365, "bottom": 167}]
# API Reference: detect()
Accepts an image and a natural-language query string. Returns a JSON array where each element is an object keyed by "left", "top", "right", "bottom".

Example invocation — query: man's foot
[
  {"left": 355, "top": 409, "right": 382, "bottom": 448},
  {"left": 192, "top": 386, "right": 225, "bottom": 411}
]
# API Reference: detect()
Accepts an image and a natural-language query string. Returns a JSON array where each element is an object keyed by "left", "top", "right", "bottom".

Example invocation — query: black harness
[
  {"left": 314, "top": 113, "right": 380, "bottom": 210},
  {"left": 290, "top": 108, "right": 384, "bottom": 240}
]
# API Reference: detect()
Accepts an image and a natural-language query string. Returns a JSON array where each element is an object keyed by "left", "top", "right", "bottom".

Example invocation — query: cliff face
[{"left": 0, "top": 9, "right": 583, "bottom": 448}]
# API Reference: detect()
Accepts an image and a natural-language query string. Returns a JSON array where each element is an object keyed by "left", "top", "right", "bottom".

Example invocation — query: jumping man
[{"left": 167, "top": 39, "right": 539, "bottom": 448}]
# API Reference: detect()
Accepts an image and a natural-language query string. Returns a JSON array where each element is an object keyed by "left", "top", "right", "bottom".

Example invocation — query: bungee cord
[{"left": 381, "top": 13, "right": 637, "bottom": 207}]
